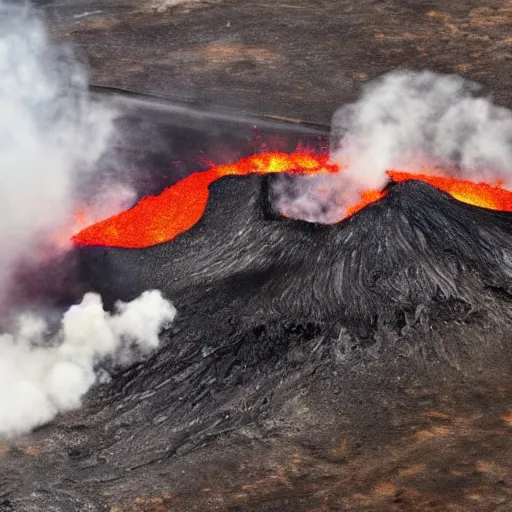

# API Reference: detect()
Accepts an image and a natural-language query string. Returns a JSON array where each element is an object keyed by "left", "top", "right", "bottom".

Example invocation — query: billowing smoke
[
  {"left": 0, "top": 290, "right": 176, "bottom": 437},
  {"left": 273, "top": 70, "right": 512, "bottom": 222},
  {"left": 0, "top": 0, "right": 132, "bottom": 301}
]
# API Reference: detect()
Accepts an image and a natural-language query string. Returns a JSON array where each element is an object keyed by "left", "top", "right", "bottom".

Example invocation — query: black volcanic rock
[
  {"left": 4, "top": 174, "right": 512, "bottom": 511},
  {"left": 82, "top": 173, "right": 512, "bottom": 335}
]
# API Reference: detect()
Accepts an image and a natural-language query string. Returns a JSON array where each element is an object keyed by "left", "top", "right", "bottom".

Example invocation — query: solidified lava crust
[{"left": 4, "top": 175, "right": 512, "bottom": 511}]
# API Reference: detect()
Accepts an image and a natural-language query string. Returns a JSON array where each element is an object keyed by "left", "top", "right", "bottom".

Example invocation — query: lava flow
[
  {"left": 388, "top": 171, "right": 512, "bottom": 212},
  {"left": 72, "top": 152, "right": 339, "bottom": 249},
  {"left": 72, "top": 151, "right": 512, "bottom": 249}
]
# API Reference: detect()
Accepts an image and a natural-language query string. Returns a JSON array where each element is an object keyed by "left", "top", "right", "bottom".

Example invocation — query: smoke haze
[
  {"left": 0, "top": 0, "right": 126, "bottom": 300},
  {"left": 273, "top": 70, "right": 512, "bottom": 222}
]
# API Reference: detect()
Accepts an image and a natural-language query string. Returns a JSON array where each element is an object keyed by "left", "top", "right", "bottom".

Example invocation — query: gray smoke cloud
[
  {"left": 0, "top": 290, "right": 176, "bottom": 437},
  {"left": 273, "top": 70, "right": 512, "bottom": 222}
]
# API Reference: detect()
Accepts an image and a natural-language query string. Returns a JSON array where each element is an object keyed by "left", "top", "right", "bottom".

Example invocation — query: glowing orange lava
[
  {"left": 72, "top": 152, "right": 339, "bottom": 249},
  {"left": 71, "top": 151, "right": 512, "bottom": 249},
  {"left": 345, "top": 188, "right": 386, "bottom": 218},
  {"left": 388, "top": 171, "right": 512, "bottom": 212}
]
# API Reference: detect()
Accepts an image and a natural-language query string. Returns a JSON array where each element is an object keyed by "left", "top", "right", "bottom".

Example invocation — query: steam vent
[{"left": 3, "top": 1, "right": 512, "bottom": 511}]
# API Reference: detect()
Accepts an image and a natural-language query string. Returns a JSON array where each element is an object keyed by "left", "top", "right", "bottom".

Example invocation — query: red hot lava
[{"left": 72, "top": 152, "right": 512, "bottom": 249}]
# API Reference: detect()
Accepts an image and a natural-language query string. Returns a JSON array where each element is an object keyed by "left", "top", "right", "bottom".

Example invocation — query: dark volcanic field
[
  {"left": 6, "top": 159, "right": 512, "bottom": 512},
  {"left": 1, "top": 1, "right": 512, "bottom": 511},
  {"left": 42, "top": 0, "right": 512, "bottom": 126}
]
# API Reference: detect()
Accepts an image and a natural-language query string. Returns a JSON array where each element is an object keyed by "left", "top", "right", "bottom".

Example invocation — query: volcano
[
  {"left": 74, "top": 164, "right": 512, "bottom": 511},
  {"left": 80, "top": 170, "right": 512, "bottom": 337},
  {"left": 2, "top": 90, "right": 512, "bottom": 512}
]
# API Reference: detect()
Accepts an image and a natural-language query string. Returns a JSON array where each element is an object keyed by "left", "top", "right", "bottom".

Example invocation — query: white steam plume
[
  {"left": 0, "top": 1, "right": 130, "bottom": 302},
  {"left": 0, "top": 290, "right": 176, "bottom": 437},
  {"left": 273, "top": 70, "right": 512, "bottom": 222}
]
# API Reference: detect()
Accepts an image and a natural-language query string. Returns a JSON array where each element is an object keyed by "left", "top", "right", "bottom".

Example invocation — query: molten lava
[
  {"left": 72, "top": 152, "right": 339, "bottom": 249},
  {"left": 72, "top": 151, "right": 512, "bottom": 249},
  {"left": 388, "top": 171, "right": 512, "bottom": 212}
]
